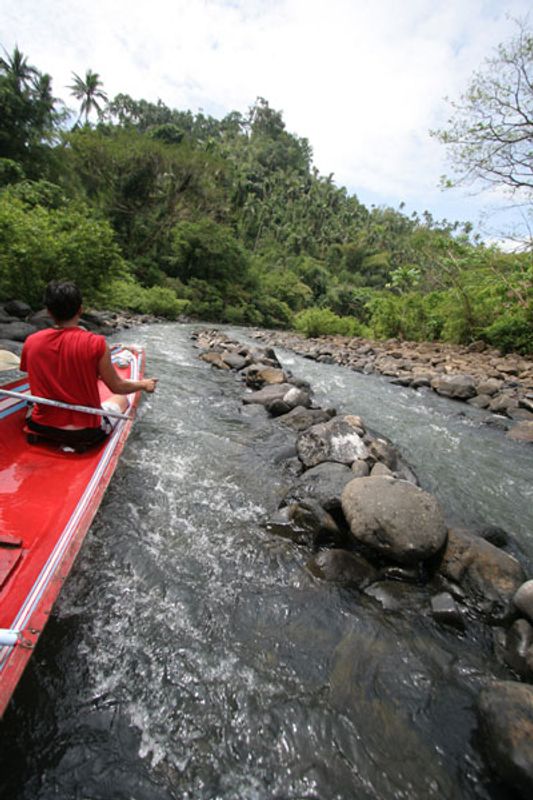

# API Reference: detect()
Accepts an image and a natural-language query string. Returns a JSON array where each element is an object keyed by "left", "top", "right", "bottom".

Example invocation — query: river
[{"left": 1, "top": 322, "right": 532, "bottom": 800}]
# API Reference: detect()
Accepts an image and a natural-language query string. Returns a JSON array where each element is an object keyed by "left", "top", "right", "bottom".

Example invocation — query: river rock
[
  {"left": 199, "top": 351, "right": 230, "bottom": 369},
  {"left": 278, "top": 405, "right": 336, "bottom": 432},
  {"left": 514, "top": 580, "right": 533, "bottom": 623},
  {"left": 431, "top": 373, "right": 477, "bottom": 399},
  {"left": 438, "top": 528, "right": 526, "bottom": 621},
  {"left": 489, "top": 393, "right": 519, "bottom": 415},
  {"left": 351, "top": 459, "right": 370, "bottom": 477},
  {"left": 0, "top": 339, "right": 23, "bottom": 356},
  {"left": 477, "top": 681, "right": 533, "bottom": 799},
  {"left": 467, "top": 394, "right": 491, "bottom": 409},
  {"left": 242, "top": 383, "right": 295, "bottom": 406},
  {"left": 297, "top": 415, "right": 368, "bottom": 468},
  {"left": 222, "top": 351, "right": 249, "bottom": 370},
  {"left": 288, "top": 499, "right": 345, "bottom": 547},
  {"left": 0, "top": 321, "right": 36, "bottom": 342},
  {"left": 477, "top": 378, "right": 503, "bottom": 396},
  {"left": 341, "top": 477, "right": 447, "bottom": 565},
  {"left": 507, "top": 421, "right": 533, "bottom": 442},
  {"left": 370, "top": 462, "right": 394, "bottom": 477},
  {"left": 494, "top": 619, "right": 533, "bottom": 680},
  {"left": 282, "top": 462, "right": 354, "bottom": 512},
  {"left": 308, "top": 549, "right": 377, "bottom": 587},
  {"left": 4, "top": 299, "right": 31, "bottom": 318},
  {"left": 431, "top": 592, "right": 465, "bottom": 629}
]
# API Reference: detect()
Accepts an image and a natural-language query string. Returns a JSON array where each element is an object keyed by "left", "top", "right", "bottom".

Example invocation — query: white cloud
[{"left": 2, "top": 0, "right": 531, "bottom": 236}]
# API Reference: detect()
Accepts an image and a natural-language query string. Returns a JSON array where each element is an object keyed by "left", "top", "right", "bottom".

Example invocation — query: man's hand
[{"left": 141, "top": 378, "right": 158, "bottom": 393}]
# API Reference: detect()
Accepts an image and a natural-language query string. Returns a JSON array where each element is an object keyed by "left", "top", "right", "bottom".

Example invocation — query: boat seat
[{"left": 23, "top": 424, "right": 94, "bottom": 453}]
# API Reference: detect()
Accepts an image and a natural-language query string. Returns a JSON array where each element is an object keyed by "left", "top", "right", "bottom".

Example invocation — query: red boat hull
[{"left": 0, "top": 344, "right": 145, "bottom": 716}]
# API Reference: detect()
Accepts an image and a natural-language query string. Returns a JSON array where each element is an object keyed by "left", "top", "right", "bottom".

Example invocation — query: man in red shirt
[{"left": 20, "top": 281, "right": 157, "bottom": 446}]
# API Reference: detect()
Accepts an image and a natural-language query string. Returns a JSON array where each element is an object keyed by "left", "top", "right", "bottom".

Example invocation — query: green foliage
[
  {"left": 0, "top": 194, "right": 124, "bottom": 306},
  {"left": 482, "top": 312, "right": 533, "bottom": 355},
  {"left": 99, "top": 278, "right": 188, "bottom": 319},
  {"left": 294, "top": 307, "right": 366, "bottom": 338},
  {"left": 168, "top": 218, "right": 250, "bottom": 285}
]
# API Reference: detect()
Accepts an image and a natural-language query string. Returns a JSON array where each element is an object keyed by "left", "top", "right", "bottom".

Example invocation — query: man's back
[{"left": 20, "top": 327, "right": 106, "bottom": 428}]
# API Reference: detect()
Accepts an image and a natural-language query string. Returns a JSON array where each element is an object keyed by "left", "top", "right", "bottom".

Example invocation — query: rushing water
[{"left": 1, "top": 323, "right": 532, "bottom": 800}]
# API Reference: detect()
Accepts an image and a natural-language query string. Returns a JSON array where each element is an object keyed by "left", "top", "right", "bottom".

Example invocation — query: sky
[{"left": 2, "top": 0, "right": 532, "bottom": 245}]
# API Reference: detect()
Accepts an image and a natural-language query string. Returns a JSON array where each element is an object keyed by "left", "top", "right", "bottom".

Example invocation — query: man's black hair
[{"left": 44, "top": 281, "right": 83, "bottom": 322}]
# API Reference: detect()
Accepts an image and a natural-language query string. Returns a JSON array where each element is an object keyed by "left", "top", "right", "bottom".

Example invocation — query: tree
[
  {"left": 0, "top": 46, "right": 59, "bottom": 178},
  {"left": 433, "top": 20, "right": 533, "bottom": 199},
  {"left": 68, "top": 69, "right": 108, "bottom": 125}
]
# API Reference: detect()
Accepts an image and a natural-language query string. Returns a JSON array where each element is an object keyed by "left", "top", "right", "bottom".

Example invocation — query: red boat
[{"left": 0, "top": 344, "right": 145, "bottom": 717}]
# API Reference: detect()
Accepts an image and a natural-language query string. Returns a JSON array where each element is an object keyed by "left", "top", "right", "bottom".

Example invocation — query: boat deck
[{"left": 0, "top": 345, "right": 144, "bottom": 716}]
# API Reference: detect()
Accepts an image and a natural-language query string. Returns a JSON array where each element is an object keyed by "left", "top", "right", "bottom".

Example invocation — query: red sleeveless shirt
[{"left": 20, "top": 327, "right": 107, "bottom": 428}]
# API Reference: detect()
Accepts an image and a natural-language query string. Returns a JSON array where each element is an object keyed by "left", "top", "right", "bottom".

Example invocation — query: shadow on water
[{"left": 0, "top": 323, "right": 530, "bottom": 799}]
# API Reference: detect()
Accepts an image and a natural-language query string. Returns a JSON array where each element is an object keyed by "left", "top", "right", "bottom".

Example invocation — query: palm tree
[
  {"left": 68, "top": 69, "right": 108, "bottom": 126},
  {"left": 0, "top": 45, "right": 37, "bottom": 92}
]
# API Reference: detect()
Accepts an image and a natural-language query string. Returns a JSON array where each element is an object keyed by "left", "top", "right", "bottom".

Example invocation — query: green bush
[
  {"left": 0, "top": 195, "right": 125, "bottom": 306},
  {"left": 294, "top": 307, "right": 366, "bottom": 338},
  {"left": 100, "top": 279, "right": 189, "bottom": 319},
  {"left": 482, "top": 312, "right": 533, "bottom": 355}
]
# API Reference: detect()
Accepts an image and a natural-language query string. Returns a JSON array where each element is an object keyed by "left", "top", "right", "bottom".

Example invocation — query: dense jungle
[{"left": 0, "top": 30, "right": 531, "bottom": 354}]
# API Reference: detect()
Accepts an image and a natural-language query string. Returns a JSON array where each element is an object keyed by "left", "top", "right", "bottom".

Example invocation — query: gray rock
[
  {"left": 222, "top": 352, "right": 248, "bottom": 370},
  {"left": 490, "top": 393, "right": 519, "bottom": 415},
  {"left": 477, "top": 681, "right": 533, "bottom": 799},
  {"left": 278, "top": 405, "right": 336, "bottom": 432},
  {"left": 494, "top": 619, "right": 533, "bottom": 679},
  {"left": 467, "top": 394, "right": 491, "bottom": 409},
  {"left": 431, "top": 592, "right": 465, "bottom": 630},
  {"left": 283, "top": 386, "right": 311, "bottom": 409},
  {"left": 431, "top": 374, "right": 477, "bottom": 400},
  {"left": 477, "top": 378, "right": 503, "bottom": 396},
  {"left": 308, "top": 549, "right": 377, "bottom": 587},
  {"left": 242, "top": 383, "right": 295, "bottom": 406},
  {"left": 297, "top": 415, "right": 369, "bottom": 468},
  {"left": 370, "top": 462, "right": 394, "bottom": 477},
  {"left": 438, "top": 528, "right": 526, "bottom": 621},
  {"left": 514, "top": 580, "right": 533, "bottom": 623},
  {"left": 367, "top": 438, "right": 398, "bottom": 469},
  {"left": 351, "top": 459, "right": 370, "bottom": 477},
  {"left": 0, "top": 321, "right": 37, "bottom": 342},
  {"left": 507, "top": 421, "right": 533, "bottom": 442},
  {"left": 288, "top": 499, "right": 345, "bottom": 547},
  {"left": 4, "top": 300, "right": 31, "bottom": 318},
  {"left": 265, "top": 398, "right": 292, "bottom": 416},
  {"left": 341, "top": 477, "right": 447, "bottom": 565},
  {"left": 282, "top": 461, "right": 354, "bottom": 512},
  {"left": 0, "top": 339, "right": 23, "bottom": 355}
]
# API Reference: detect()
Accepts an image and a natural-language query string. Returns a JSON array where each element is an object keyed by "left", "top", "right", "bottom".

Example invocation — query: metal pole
[{"left": 0, "top": 388, "right": 131, "bottom": 421}]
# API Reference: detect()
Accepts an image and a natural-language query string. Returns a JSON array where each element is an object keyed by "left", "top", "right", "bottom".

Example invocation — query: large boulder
[
  {"left": 477, "top": 681, "right": 533, "bottom": 799},
  {"left": 0, "top": 321, "right": 36, "bottom": 342},
  {"left": 341, "top": 476, "right": 447, "bottom": 565},
  {"left": 297, "top": 415, "right": 368, "bottom": 468},
  {"left": 431, "top": 374, "right": 477, "bottom": 400},
  {"left": 4, "top": 299, "right": 31, "bottom": 318},
  {"left": 282, "top": 461, "right": 354, "bottom": 512},
  {"left": 438, "top": 528, "right": 526, "bottom": 621}
]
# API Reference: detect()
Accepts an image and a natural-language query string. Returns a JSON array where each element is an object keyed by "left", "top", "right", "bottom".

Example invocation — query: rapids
[{"left": 1, "top": 322, "right": 532, "bottom": 800}]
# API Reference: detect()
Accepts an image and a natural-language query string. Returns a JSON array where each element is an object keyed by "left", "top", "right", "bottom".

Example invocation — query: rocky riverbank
[
  {"left": 0, "top": 299, "right": 161, "bottom": 356},
  {"left": 195, "top": 327, "right": 533, "bottom": 799},
  {"left": 249, "top": 329, "right": 533, "bottom": 443}
]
